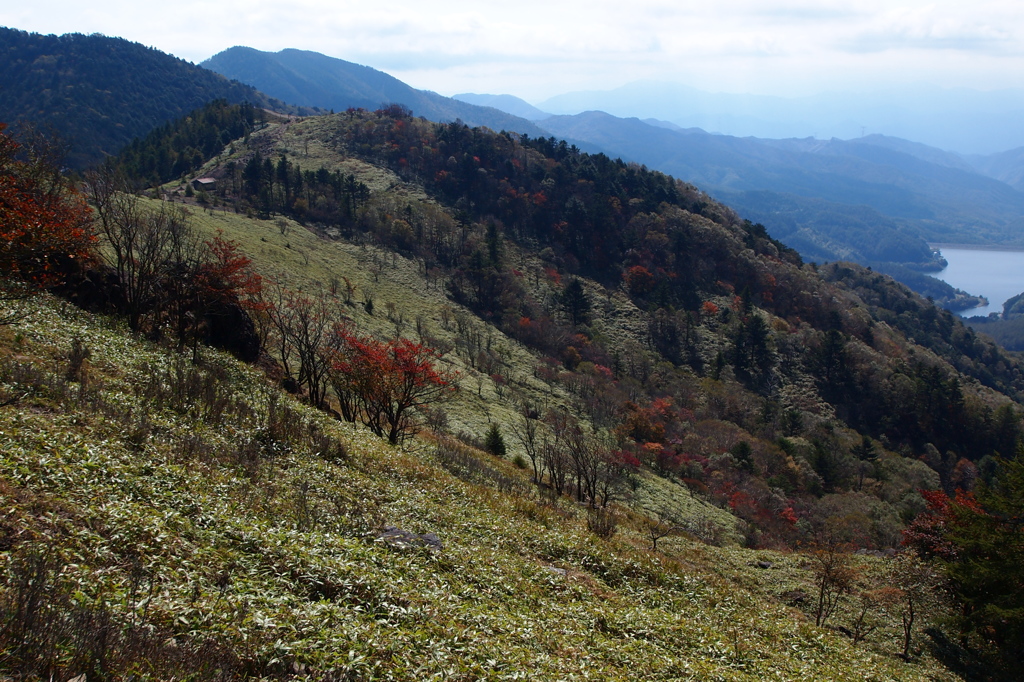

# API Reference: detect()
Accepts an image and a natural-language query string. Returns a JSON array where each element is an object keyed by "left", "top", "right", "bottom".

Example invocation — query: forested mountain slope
[
  {"left": 202, "top": 47, "right": 549, "bottom": 137},
  {"left": 193, "top": 47, "right": 1024, "bottom": 303},
  {"left": 0, "top": 28, "right": 313, "bottom": 168},
  {"left": 537, "top": 112, "right": 1024, "bottom": 258},
  {"left": 125, "top": 105, "right": 1024, "bottom": 550}
]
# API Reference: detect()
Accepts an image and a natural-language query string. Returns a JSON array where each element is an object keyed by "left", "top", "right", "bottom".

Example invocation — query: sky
[{"left": 3, "top": 0, "right": 1024, "bottom": 102}]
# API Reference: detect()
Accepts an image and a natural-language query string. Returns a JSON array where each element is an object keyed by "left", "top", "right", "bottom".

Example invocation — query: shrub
[{"left": 587, "top": 507, "right": 618, "bottom": 540}]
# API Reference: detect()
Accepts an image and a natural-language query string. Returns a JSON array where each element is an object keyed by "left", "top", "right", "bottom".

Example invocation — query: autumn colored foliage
[
  {"left": 0, "top": 123, "right": 94, "bottom": 286},
  {"left": 901, "top": 489, "right": 981, "bottom": 561},
  {"left": 904, "top": 461, "right": 1024, "bottom": 672},
  {"left": 199, "top": 234, "right": 264, "bottom": 311},
  {"left": 328, "top": 330, "right": 457, "bottom": 444}
]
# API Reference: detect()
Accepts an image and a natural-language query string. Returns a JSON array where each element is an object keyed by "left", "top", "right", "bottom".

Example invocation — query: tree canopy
[{"left": 0, "top": 123, "right": 94, "bottom": 289}]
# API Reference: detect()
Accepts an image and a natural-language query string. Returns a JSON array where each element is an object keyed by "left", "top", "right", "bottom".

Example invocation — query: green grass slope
[
  {"left": 0, "top": 295, "right": 958, "bottom": 680},
  {"left": 148, "top": 111, "right": 1023, "bottom": 559}
]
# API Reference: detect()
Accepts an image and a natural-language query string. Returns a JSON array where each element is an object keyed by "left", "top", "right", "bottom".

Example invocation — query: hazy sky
[{"left": 4, "top": 0, "right": 1024, "bottom": 101}]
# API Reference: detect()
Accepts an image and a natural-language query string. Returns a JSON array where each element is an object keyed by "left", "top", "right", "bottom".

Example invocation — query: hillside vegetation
[
  {"left": 118, "top": 105, "right": 1024, "bottom": 547},
  {"left": 0, "top": 29, "right": 315, "bottom": 169},
  {"left": 537, "top": 112, "right": 1024, "bottom": 261},
  {"left": 0, "top": 294, "right": 960, "bottom": 680},
  {"left": 192, "top": 45, "right": 1024, "bottom": 303},
  {"left": 2, "top": 105, "right": 1023, "bottom": 678}
]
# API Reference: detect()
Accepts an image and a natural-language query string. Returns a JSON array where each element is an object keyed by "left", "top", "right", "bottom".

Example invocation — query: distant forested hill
[
  {"left": 537, "top": 111, "right": 1024, "bottom": 260},
  {"left": 970, "top": 146, "right": 1024, "bottom": 192},
  {"left": 202, "top": 47, "right": 549, "bottom": 137},
  {"left": 0, "top": 28, "right": 313, "bottom": 168}
]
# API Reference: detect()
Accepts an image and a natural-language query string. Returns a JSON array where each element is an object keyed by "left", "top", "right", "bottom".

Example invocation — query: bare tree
[
  {"left": 284, "top": 292, "right": 333, "bottom": 409},
  {"left": 85, "top": 168, "right": 174, "bottom": 332},
  {"left": 884, "top": 551, "right": 941, "bottom": 660},
  {"left": 541, "top": 438, "right": 570, "bottom": 497},
  {"left": 811, "top": 539, "right": 858, "bottom": 627},
  {"left": 542, "top": 408, "right": 574, "bottom": 496},
  {"left": 509, "top": 402, "right": 544, "bottom": 484},
  {"left": 325, "top": 321, "right": 359, "bottom": 423},
  {"left": 643, "top": 508, "right": 685, "bottom": 552},
  {"left": 846, "top": 590, "right": 882, "bottom": 646},
  {"left": 593, "top": 437, "right": 630, "bottom": 508},
  {"left": 564, "top": 419, "right": 600, "bottom": 505},
  {"left": 159, "top": 209, "right": 205, "bottom": 354}
]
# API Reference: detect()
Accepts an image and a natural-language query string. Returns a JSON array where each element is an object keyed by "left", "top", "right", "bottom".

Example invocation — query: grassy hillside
[
  {"left": 0, "top": 294, "right": 960, "bottom": 680},
  {"left": 6, "top": 105, "right": 1022, "bottom": 678},
  {"left": 143, "top": 111, "right": 1024, "bottom": 547},
  {"left": 146, "top": 189, "right": 746, "bottom": 544}
]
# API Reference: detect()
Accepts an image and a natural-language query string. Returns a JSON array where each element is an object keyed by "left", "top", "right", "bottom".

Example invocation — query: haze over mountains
[
  {"left": 535, "top": 111, "right": 1024, "bottom": 259},
  {"left": 452, "top": 93, "right": 551, "bottom": 121},
  {"left": 532, "top": 81, "right": 1024, "bottom": 156}
]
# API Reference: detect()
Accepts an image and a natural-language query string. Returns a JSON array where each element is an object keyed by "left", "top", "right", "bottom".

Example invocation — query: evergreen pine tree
[{"left": 485, "top": 423, "right": 507, "bottom": 457}]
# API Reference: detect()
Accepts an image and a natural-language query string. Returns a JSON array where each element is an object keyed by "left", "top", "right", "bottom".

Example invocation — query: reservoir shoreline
[
  {"left": 930, "top": 243, "right": 1024, "bottom": 252},
  {"left": 930, "top": 246, "right": 1024, "bottom": 318}
]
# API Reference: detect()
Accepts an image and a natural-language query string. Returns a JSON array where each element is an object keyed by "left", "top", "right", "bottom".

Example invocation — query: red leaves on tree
[
  {"left": 701, "top": 301, "right": 720, "bottom": 317},
  {"left": 329, "top": 330, "right": 457, "bottom": 443},
  {"left": 623, "top": 265, "right": 656, "bottom": 296},
  {"left": 199, "top": 233, "right": 264, "bottom": 309},
  {"left": 902, "top": 488, "right": 984, "bottom": 561},
  {"left": 616, "top": 397, "right": 693, "bottom": 449},
  {"left": 0, "top": 123, "right": 95, "bottom": 286}
]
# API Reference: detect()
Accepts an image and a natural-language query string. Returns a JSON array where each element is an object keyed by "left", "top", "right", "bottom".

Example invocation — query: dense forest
[
  {"left": 867, "top": 262, "right": 985, "bottom": 312},
  {"left": 114, "top": 99, "right": 372, "bottom": 225},
  {"left": 0, "top": 28, "right": 315, "bottom": 168},
  {"left": 720, "top": 189, "right": 940, "bottom": 267},
  {"left": 115, "top": 100, "right": 265, "bottom": 187}
]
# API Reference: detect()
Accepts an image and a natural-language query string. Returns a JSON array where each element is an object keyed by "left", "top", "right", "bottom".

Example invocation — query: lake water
[{"left": 931, "top": 246, "right": 1024, "bottom": 318}]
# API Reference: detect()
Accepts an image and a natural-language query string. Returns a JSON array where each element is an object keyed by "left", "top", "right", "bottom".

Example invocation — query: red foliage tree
[
  {"left": 200, "top": 234, "right": 263, "bottom": 305},
  {"left": 330, "top": 331, "right": 458, "bottom": 443},
  {"left": 623, "top": 265, "right": 656, "bottom": 296},
  {"left": 902, "top": 489, "right": 983, "bottom": 561},
  {"left": 0, "top": 123, "right": 94, "bottom": 288}
]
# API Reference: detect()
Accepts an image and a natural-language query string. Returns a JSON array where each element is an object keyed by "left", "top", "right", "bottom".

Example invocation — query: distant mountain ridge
[
  {"left": 202, "top": 47, "right": 548, "bottom": 136},
  {"left": 192, "top": 48, "right": 1024, "bottom": 272},
  {"left": 969, "top": 147, "right": 1024, "bottom": 193},
  {"left": 0, "top": 27, "right": 309, "bottom": 168},
  {"left": 533, "top": 111, "right": 1024, "bottom": 265},
  {"left": 7, "top": 26, "right": 1020, "bottom": 297},
  {"left": 452, "top": 93, "right": 551, "bottom": 121},
  {"left": 535, "top": 80, "right": 1024, "bottom": 155}
]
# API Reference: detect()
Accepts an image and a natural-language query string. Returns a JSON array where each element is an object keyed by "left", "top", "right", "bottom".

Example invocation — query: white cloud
[{"left": 3, "top": 0, "right": 1024, "bottom": 98}]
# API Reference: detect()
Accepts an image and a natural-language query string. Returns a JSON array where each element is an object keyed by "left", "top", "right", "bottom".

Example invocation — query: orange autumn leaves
[{"left": 0, "top": 124, "right": 95, "bottom": 286}]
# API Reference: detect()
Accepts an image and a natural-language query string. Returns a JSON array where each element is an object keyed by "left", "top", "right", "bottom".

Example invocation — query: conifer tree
[{"left": 485, "top": 423, "right": 507, "bottom": 457}]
